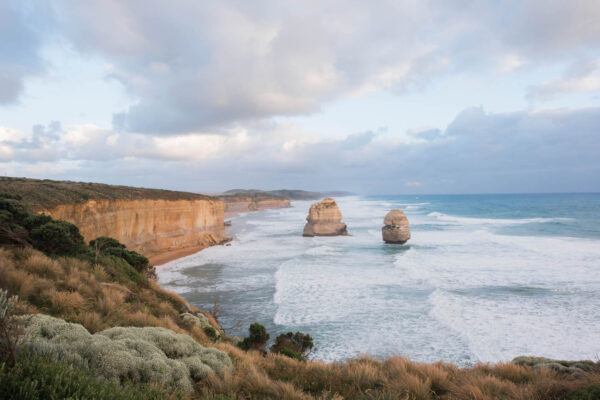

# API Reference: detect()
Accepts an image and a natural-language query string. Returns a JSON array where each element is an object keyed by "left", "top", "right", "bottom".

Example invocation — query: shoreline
[
  {"left": 149, "top": 245, "right": 210, "bottom": 266},
  {"left": 151, "top": 203, "right": 293, "bottom": 266}
]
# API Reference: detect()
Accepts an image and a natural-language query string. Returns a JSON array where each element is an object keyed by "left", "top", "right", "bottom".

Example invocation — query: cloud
[
  {"left": 1, "top": 1, "right": 600, "bottom": 194},
  {"left": 2, "top": 105, "right": 599, "bottom": 193},
  {"left": 1, "top": 1, "right": 599, "bottom": 130},
  {"left": 26, "top": 0, "right": 594, "bottom": 134},
  {"left": 0, "top": 1, "right": 54, "bottom": 104},
  {"left": 527, "top": 59, "right": 600, "bottom": 101}
]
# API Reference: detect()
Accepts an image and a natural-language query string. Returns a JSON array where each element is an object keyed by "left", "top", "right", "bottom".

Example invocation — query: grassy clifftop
[{"left": 0, "top": 177, "right": 212, "bottom": 212}]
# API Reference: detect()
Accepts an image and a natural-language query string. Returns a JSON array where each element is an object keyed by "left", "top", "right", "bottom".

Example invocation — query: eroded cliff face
[
  {"left": 222, "top": 196, "right": 291, "bottom": 218},
  {"left": 39, "top": 198, "right": 228, "bottom": 258}
]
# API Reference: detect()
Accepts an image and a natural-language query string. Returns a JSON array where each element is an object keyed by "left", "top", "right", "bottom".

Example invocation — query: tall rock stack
[
  {"left": 302, "top": 198, "right": 349, "bottom": 237},
  {"left": 382, "top": 210, "right": 410, "bottom": 244}
]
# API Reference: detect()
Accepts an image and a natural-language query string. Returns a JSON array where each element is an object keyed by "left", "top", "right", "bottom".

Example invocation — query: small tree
[
  {"left": 208, "top": 297, "right": 221, "bottom": 323},
  {"left": 270, "top": 331, "right": 314, "bottom": 361},
  {"left": 238, "top": 322, "right": 270, "bottom": 352}
]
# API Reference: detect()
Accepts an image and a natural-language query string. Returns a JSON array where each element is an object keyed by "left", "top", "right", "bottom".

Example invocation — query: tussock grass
[
  {"left": 195, "top": 342, "right": 600, "bottom": 400},
  {"left": 0, "top": 247, "right": 213, "bottom": 344}
]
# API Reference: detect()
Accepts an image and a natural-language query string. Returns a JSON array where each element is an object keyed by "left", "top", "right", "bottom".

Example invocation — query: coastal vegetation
[
  {"left": 270, "top": 331, "right": 315, "bottom": 362},
  {"left": 238, "top": 322, "right": 271, "bottom": 352},
  {"left": 0, "top": 176, "right": 211, "bottom": 212},
  {"left": 0, "top": 192, "right": 599, "bottom": 399}
]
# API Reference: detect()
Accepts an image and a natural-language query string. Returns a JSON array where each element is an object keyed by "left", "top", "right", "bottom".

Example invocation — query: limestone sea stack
[
  {"left": 382, "top": 209, "right": 410, "bottom": 244},
  {"left": 302, "top": 198, "right": 348, "bottom": 237}
]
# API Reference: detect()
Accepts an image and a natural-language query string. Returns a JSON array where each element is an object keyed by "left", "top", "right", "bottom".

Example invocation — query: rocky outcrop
[
  {"left": 39, "top": 198, "right": 228, "bottom": 258},
  {"left": 303, "top": 198, "right": 348, "bottom": 237},
  {"left": 382, "top": 210, "right": 410, "bottom": 244},
  {"left": 220, "top": 195, "right": 291, "bottom": 218}
]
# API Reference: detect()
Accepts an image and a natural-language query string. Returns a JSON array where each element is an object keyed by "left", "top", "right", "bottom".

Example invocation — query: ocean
[{"left": 158, "top": 193, "right": 600, "bottom": 365}]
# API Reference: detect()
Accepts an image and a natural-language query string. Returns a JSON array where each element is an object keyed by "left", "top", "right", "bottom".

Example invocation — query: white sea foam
[
  {"left": 158, "top": 195, "right": 600, "bottom": 364},
  {"left": 427, "top": 211, "right": 574, "bottom": 226}
]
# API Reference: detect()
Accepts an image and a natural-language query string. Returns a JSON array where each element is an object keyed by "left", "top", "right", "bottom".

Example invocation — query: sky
[{"left": 1, "top": 0, "right": 599, "bottom": 194}]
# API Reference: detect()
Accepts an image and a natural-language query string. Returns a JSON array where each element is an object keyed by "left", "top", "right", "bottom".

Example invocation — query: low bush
[
  {"left": 270, "top": 331, "right": 314, "bottom": 361},
  {"left": 567, "top": 384, "right": 600, "bottom": 400},
  {"left": 19, "top": 314, "right": 233, "bottom": 394},
  {"left": 91, "top": 236, "right": 150, "bottom": 275},
  {"left": 30, "top": 220, "right": 87, "bottom": 256},
  {"left": 0, "top": 353, "right": 175, "bottom": 400},
  {"left": 204, "top": 326, "right": 219, "bottom": 342},
  {"left": 279, "top": 347, "right": 305, "bottom": 362}
]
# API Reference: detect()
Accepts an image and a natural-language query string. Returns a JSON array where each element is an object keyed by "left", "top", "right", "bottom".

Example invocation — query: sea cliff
[
  {"left": 39, "top": 198, "right": 228, "bottom": 261},
  {"left": 0, "top": 177, "right": 293, "bottom": 265}
]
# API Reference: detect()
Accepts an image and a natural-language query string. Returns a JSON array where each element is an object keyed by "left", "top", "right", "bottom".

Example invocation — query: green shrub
[
  {"left": 238, "top": 322, "right": 269, "bottom": 351},
  {"left": 270, "top": 331, "right": 314, "bottom": 361},
  {"left": 0, "top": 353, "right": 175, "bottom": 400},
  {"left": 0, "top": 192, "right": 22, "bottom": 201},
  {"left": 91, "top": 236, "right": 150, "bottom": 273},
  {"left": 567, "top": 384, "right": 600, "bottom": 400},
  {"left": 203, "top": 326, "right": 218, "bottom": 342},
  {"left": 99, "top": 255, "right": 148, "bottom": 286},
  {"left": 107, "top": 248, "right": 149, "bottom": 271},
  {"left": 19, "top": 314, "right": 233, "bottom": 394},
  {"left": 90, "top": 236, "right": 126, "bottom": 250},
  {"left": 21, "top": 214, "right": 52, "bottom": 230},
  {"left": 0, "top": 197, "right": 25, "bottom": 216},
  {"left": 279, "top": 347, "right": 305, "bottom": 362},
  {"left": 30, "top": 221, "right": 86, "bottom": 256}
]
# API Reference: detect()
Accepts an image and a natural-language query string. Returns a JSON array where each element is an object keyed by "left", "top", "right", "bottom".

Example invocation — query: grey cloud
[
  {"left": 3, "top": 1, "right": 600, "bottom": 128},
  {"left": 41, "top": 0, "right": 598, "bottom": 134},
  {"left": 0, "top": 1, "right": 54, "bottom": 104},
  {"left": 7, "top": 106, "right": 599, "bottom": 194}
]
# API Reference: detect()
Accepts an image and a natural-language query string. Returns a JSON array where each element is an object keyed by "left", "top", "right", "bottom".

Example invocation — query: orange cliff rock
[{"left": 39, "top": 198, "right": 229, "bottom": 264}]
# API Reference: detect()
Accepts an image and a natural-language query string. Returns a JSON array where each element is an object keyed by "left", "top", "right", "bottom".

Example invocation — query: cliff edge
[{"left": 0, "top": 177, "right": 228, "bottom": 263}]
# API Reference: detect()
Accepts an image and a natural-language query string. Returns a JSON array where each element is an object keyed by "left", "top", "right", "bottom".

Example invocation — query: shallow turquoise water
[{"left": 158, "top": 193, "right": 600, "bottom": 364}]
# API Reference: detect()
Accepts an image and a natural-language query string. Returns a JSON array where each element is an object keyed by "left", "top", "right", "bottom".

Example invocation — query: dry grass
[
  {"left": 0, "top": 247, "right": 212, "bottom": 344},
  {"left": 45, "top": 288, "right": 86, "bottom": 315},
  {"left": 1, "top": 246, "right": 599, "bottom": 399},
  {"left": 196, "top": 342, "right": 600, "bottom": 400}
]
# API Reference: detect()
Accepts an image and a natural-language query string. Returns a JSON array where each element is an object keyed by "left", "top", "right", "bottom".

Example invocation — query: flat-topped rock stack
[
  {"left": 382, "top": 209, "right": 410, "bottom": 244},
  {"left": 303, "top": 198, "right": 348, "bottom": 237}
]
